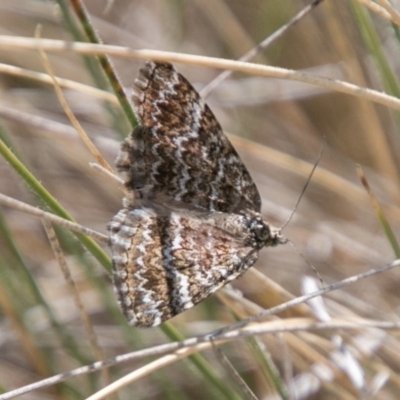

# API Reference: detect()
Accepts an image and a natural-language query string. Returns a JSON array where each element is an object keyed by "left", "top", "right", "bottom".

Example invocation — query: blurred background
[{"left": 1, "top": 0, "right": 400, "bottom": 399}]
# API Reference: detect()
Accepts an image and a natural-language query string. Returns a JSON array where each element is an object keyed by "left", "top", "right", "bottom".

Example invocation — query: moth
[{"left": 108, "top": 62, "right": 286, "bottom": 327}]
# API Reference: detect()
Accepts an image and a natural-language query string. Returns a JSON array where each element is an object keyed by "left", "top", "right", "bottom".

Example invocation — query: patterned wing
[
  {"left": 108, "top": 204, "right": 260, "bottom": 327},
  {"left": 116, "top": 61, "right": 261, "bottom": 214}
]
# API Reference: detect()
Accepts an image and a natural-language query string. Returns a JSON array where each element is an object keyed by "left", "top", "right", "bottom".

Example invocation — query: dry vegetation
[{"left": 1, "top": 0, "right": 400, "bottom": 399}]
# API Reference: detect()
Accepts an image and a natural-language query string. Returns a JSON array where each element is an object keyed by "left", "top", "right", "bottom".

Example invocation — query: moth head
[{"left": 245, "top": 213, "right": 287, "bottom": 249}]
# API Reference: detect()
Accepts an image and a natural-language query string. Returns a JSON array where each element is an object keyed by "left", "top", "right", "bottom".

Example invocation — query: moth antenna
[
  {"left": 287, "top": 239, "right": 324, "bottom": 286},
  {"left": 281, "top": 138, "right": 326, "bottom": 231}
]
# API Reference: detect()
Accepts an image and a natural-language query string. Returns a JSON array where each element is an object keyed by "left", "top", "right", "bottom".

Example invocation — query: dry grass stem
[
  {"left": 0, "top": 193, "right": 108, "bottom": 243},
  {"left": 0, "top": 37, "right": 399, "bottom": 110}
]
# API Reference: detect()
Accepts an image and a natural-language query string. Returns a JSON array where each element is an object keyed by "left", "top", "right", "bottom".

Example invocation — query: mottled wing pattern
[
  {"left": 116, "top": 61, "right": 261, "bottom": 214},
  {"left": 109, "top": 203, "right": 259, "bottom": 327},
  {"left": 108, "top": 61, "right": 285, "bottom": 327}
]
